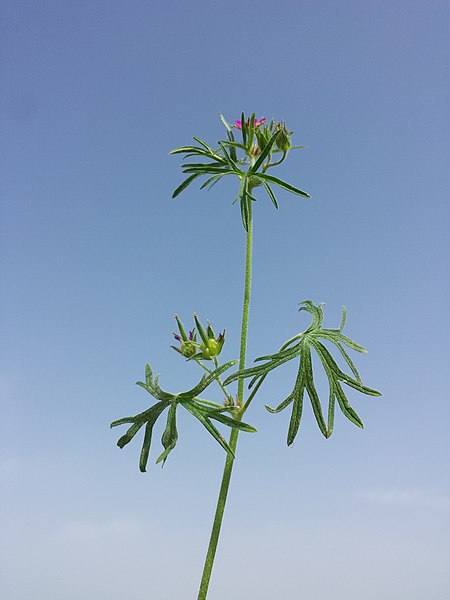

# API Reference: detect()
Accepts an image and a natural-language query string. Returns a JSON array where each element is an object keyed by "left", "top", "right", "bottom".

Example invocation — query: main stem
[{"left": 196, "top": 201, "right": 253, "bottom": 600}]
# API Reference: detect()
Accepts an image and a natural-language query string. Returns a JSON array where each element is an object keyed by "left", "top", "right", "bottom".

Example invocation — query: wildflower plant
[{"left": 111, "top": 113, "right": 381, "bottom": 599}]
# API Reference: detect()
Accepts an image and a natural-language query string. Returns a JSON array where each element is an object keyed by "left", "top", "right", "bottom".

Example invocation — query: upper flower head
[{"left": 234, "top": 116, "right": 266, "bottom": 130}]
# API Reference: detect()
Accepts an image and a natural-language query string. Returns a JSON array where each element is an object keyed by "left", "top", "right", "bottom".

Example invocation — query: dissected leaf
[
  {"left": 226, "top": 301, "right": 380, "bottom": 444},
  {"left": 111, "top": 359, "right": 255, "bottom": 471}
]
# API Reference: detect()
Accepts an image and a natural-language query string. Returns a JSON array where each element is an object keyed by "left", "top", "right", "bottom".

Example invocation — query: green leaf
[
  {"left": 183, "top": 402, "right": 235, "bottom": 458},
  {"left": 219, "top": 115, "right": 238, "bottom": 160},
  {"left": 111, "top": 400, "right": 168, "bottom": 453},
  {"left": 248, "top": 130, "right": 280, "bottom": 175},
  {"left": 200, "top": 174, "right": 224, "bottom": 190},
  {"left": 335, "top": 383, "right": 364, "bottom": 429},
  {"left": 181, "top": 162, "right": 230, "bottom": 173},
  {"left": 257, "top": 173, "right": 311, "bottom": 198},
  {"left": 218, "top": 141, "right": 243, "bottom": 173},
  {"left": 241, "top": 112, "right": 247, "bottom": 145},
  {"left": 226, "top": 130, "right": 238, "bottom": 161},
  {"left": 224, "top": 343, "right": 302, "bottom": 389},
  {"left": 237, "top": 177, "right": 251, "bottom": 232},
  {"left": 218, "top": 139, "right": 247, "bottom": 152},
  {"left": 219, "top": 114, "right": 232, "bottom": 132},
  {"left": 299, "top": 300, "right": 324, "bottom": 330},
  {"left": 156, "top": 402, "right": 178, "bottom": 465},
  {"left": 260, "top": 179, "right": 279, "bottom": 209},
  {"left": 313, "top": 340, "right": 380, "bottom": 396},
  {"left": 301, "top": 344, "right": 327, "bottom": 438},
  {"left": 317, "top": 330, "right": 367, "bottom": 354},
  {"left": 240, "top": 195, "right": 250, "bottom": 232},
  {"left": 170, "top": 142, "right": 226, "bottom": 164},
  {"left": 286, "top": 370, "right": 305, "bottom": 445},
  {"left": 240, "top": 301, "right": 380, "bottom": 442},
  {"left": 172, "top": 174, "right": 202, "bottom": 199},
  {"left": 247, "top": 113, "right": 256, "bottom": 148},
  {"left": 136, "top": 368, "right": 174, "bottom": 402},
  {"left": 336, "top": 342, "right": 362, "bottom": 383},
  {"left": 113, "top": 358, "right": 254, "bottom": 471},
  {"left": 169, "top": 145, "right": 205, "bottom": 155},
  {"left": 192, "top": 136, "right": 216, "bottom": 155},
  {"left": 326, "top": 383, "right": 336, "bottom": 438},
  {"left": 139, "top": 420, "right": 155, "bottom": 472},
  {"left": 265, "top": 394, "right": 295, "bottom": 414},
  {"left": 202, "top": 409, "right": 257, "bottom": 433},
  {"left": 116, "top": 420, "right": 145, "bottom": 449}
]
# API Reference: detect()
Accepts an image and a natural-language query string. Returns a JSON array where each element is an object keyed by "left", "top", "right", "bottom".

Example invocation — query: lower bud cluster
[{"left": 171, "top": 314, "right": 225, "bottom": 360}]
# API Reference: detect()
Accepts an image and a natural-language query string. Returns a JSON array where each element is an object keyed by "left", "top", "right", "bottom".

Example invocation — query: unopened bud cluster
[{"left": 171, "top": 314, "right": 225, "bottom": 361}]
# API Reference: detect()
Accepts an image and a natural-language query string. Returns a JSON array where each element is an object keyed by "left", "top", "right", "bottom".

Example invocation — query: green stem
[
  {"left": 197, "top": 359, "right": 234, "bottom": 404},
  {"left": 196, "top": 201, "right": 253, "bottom": 600}
]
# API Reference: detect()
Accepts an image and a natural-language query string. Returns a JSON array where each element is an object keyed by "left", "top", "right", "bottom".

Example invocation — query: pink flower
[{"left": 234, "top": 117, "right": 266, "bottom": 130}]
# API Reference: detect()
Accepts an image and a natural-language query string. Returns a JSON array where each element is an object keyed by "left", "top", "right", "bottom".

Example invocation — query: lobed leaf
[{"left": 241, "top": 301, "right": 380, "bottom": 442}]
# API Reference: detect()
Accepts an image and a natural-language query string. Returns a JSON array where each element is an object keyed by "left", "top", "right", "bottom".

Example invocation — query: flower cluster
[
  {"left": 171, "top": 314, "right": 225, "bottom": 361},
  {"left": 170, "top": 112, "right": 309, "bottom": 232},
  {"left": 232, "top": 114, "right": 292, "bottom": 161}
]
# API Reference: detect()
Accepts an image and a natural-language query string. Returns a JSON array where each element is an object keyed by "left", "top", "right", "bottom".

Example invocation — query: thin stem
[
  {"left": 264, "top": 150, "right": 287, "bottom": 170},
  {"left": 237, "top": 201, "right": 253, "bottom": 408},
  {"left": 196, "top": 202, "right": 253, "bottom": 600},
  {"left": 196, "top": 359, "right": 234, "bottom": 404}
]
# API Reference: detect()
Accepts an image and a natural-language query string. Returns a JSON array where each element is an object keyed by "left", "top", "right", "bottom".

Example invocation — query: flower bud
[
  {"left": 249, "top": 143, "right": 260, "bottom": 158},
  {"left": 195, "top": 319, "right": 225, "bottom": 360},
  {"left": 201, "top": 338, "right": 219, "bottom": 359},
  {"left": 179, "top": 341, "right": 197, "bottom": 358},
  {"left": 276, "top": 123, "right": 291, "bottom": 152},
  {"left": 171, "top": 315, "right": 198, "bottom": 358}
]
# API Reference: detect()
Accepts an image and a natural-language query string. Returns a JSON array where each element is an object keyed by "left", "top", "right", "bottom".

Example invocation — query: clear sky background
[{"left": 1, "top": 1, "right": 449, "bottom": 599}]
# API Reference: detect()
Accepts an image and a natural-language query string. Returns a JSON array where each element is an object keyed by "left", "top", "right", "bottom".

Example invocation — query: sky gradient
[{"left": 1, "top": 1, "right": 450, "bottom": 599}]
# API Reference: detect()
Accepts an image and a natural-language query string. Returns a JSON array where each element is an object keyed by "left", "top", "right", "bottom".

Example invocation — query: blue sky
[{"left": 1, "top": 1, "right": 449, "bottom": 599}]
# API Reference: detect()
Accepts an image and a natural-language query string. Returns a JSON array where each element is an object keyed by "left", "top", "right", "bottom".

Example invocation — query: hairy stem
[{"left": 196, "top": 201, "right": 253, "bottom": 600}]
